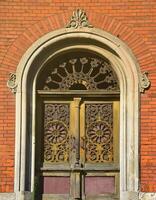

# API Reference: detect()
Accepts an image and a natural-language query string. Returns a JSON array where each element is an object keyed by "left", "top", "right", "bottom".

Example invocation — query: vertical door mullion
[
  {"left": 113, "top": 101, "right": 120, "bottom": 165},
  {"left": 70, "top": 98, "right": 82, "bottom": 200},
  {"left": 80, "top": 102, "right": 86, "bottom": 200},
  {"left": 80, "top": 102, "right": 85, "bottom": 166},
  {"left": 73, "top": 98, "right": 81, "bottom": 166}
]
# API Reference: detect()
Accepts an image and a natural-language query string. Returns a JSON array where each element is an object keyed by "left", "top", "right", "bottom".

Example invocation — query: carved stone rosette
[
  {"left": 66, "top": 9, "right": 93, "bottom": 29},
  {"left": 7, "top": 72, "right": 17, "bottom": 94}
]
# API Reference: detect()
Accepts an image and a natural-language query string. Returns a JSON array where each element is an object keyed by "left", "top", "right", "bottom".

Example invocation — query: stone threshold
[{"left": 0, "top": 192, "right": 156, "bottom": 200}]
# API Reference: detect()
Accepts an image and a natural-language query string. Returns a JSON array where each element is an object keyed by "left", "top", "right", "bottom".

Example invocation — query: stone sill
[{"left": 0, "top": 192, "right": 156, "bottom": 200}]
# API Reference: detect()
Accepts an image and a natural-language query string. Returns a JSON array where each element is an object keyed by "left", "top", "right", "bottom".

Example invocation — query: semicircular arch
[{"left": 12, "top": 25, "right": 141, "bottom": 200}]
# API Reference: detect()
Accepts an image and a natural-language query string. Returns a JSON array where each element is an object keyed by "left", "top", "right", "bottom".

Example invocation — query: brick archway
[{"left": 1, "top": 11, "right": 155, "bottom": 73}]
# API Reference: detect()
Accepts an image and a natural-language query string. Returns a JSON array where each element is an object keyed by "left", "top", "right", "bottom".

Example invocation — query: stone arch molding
[{"left": 6, "top": 10, "right": 151, "bottom": 200}]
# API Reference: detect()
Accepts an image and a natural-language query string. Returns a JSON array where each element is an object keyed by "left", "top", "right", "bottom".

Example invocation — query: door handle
[
  {"left": 80, "top": 137, "right": 85, "bottom": 150},
  {"left": 70, "top": 135, "right": 76, "bottom": 151}
]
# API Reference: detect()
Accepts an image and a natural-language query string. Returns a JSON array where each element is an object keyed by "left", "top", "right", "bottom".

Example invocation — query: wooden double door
[{"left": 35, "top": 96, "right": 120, "bottom": 200}]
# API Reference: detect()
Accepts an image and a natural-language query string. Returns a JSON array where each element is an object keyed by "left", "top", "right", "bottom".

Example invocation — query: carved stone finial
[
  {"left": 140, "top": 71, "right": 150, "bottom": 93},
  {"left": 66, "top": 9, "right": 93, "bottom": 29},
  {"left": 7, "top": 72, "right": 17, "bottom": 94}
]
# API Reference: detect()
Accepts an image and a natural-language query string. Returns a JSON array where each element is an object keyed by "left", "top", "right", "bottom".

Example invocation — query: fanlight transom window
[{"left": 37, "top": 51, "right": 119, "bottom": 91}]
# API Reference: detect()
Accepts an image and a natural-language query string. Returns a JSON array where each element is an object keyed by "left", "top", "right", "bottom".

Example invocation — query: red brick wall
[{"left": 0, "top": 0, "right": 156, "bottom": 193}]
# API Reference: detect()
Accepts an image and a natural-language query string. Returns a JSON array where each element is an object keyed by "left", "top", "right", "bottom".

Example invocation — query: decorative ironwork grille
[
  {"left": 37, "top": 52, "right": 119, "bottom": 91},
  {"left": 44, "top": 103, "right": 70, "bottom": 163},
  {"left": 85, "top": 103, "right": 113, "bottom": 163}
]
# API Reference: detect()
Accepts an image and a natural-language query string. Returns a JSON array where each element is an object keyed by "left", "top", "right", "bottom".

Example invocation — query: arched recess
[{"left": 13, "top": 27, "right": 143, "bottom": 200}]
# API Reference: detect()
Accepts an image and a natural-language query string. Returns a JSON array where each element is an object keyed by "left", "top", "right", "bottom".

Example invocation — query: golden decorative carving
[
  {"left": 85, "top": 103, "right": 113, "bottom": 163},
  {"left": 42, "top": 55, "right": 119, "bottom": 91},
  {"left": 44, "top": 104, "right": 70, "bottom": 163}
]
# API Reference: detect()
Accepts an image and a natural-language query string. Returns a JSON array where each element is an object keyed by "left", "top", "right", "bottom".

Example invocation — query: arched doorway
[
  {"left": 35, "top": 51, "right": 120, "bottom": 199},
  {"left": 13, "top": 27, "right": 142, "bottom": 200}
]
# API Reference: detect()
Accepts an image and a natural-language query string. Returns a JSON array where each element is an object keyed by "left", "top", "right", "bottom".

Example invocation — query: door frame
[{"left": 14, "top": 28, "right": 140, "bottom": 200}]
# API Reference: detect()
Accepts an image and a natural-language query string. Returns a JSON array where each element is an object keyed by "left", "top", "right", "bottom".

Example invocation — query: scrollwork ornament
[
  {"left": 44, "top": 104, "right": 70, "bottom": 163},
  {"left": 66, "top": 9, "right": 93, "bottom": 29},
  {"left": 139, "top": 192, "right": 156, "bottom": 200},
  {"left": 140, "top": 71, "right": 150, "bottom": 93},
  {"left": 7, "top": 72, "right": 17, "bottom": 94},
  {"left": 85, "top": 103, "right": 113, "bottom": 163}
]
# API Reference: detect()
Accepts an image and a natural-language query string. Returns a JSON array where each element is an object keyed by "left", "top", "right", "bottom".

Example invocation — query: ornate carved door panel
[
  {"left": 35, "top": 97, "right": 119, "bottom": 200},
  {"left": 80, "top": 100, "right": 119, "bottom": 200}
]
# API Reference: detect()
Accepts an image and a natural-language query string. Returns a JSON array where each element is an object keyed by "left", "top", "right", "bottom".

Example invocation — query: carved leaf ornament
[
  {"left": 140, "top": 71, "right": 151, "bottom": 93},
  {"left": 66, "top": 9, "right": 93, "bottom": 29}
]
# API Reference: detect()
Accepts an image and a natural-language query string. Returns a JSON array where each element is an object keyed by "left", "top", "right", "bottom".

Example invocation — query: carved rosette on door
[
  {"left": 44, "top": 104, "right": 70, "bottom": 163},
  {"left": 85, "top": 103, "right": 113, "bottom": 163},
  {"left": 36, "top": 51, "right": 120, "bottom": 200}
]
